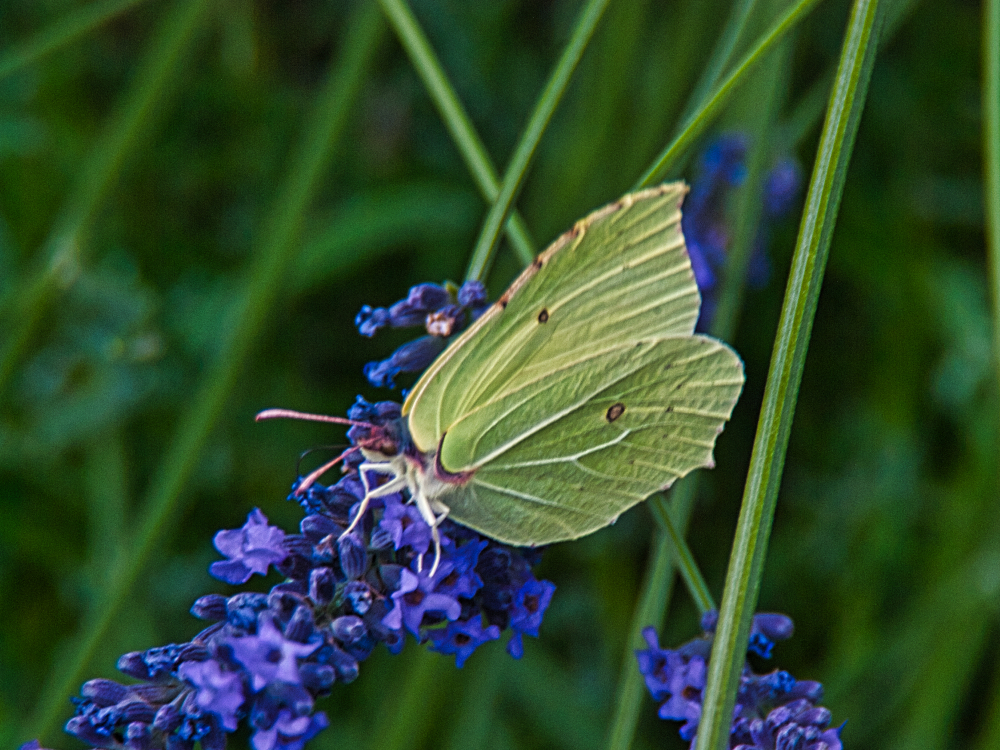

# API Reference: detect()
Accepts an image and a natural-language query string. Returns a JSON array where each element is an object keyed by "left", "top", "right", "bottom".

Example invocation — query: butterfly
[{"left": 260, "top": 182, "right": 744, "bottom": 571}]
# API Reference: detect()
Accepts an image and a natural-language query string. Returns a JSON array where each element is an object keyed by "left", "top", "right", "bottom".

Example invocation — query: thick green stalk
[
  {"left": 28, "top": 4, "right": 385, "bottom": 740},
  {"left": 693, "top": 1, "right": 882, "bottom": 748},
  {"left": 0, "top": 0, "right": 150, "bottom": 80},
  {"left": 634, "top": 0, "right": 822, "bottom": 189},
  {"left": 376, "top": 0, "right": 535, "bottom": 266},
  {"left": 464, "top": 0, "right": 611, "bottom": 282},
  {"left": 0, "top": 0, "right": 209, "bottom": 397}
]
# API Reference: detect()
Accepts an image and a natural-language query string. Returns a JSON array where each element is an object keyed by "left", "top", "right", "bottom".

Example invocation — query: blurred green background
[{"left": 1, "top": 0, "right": 998, "bottom": 748}]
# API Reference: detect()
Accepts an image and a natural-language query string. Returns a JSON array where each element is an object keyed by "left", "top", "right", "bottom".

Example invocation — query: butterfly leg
[{"left": 340, "top": 460, "right": 406, "bottom": 538}]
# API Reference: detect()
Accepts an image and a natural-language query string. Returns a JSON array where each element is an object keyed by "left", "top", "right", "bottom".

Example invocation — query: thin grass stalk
[
  {"left": 464, "top": 0, "right": 611, "bottom": 283},
  {"left": 693, "top": 1, "right": 883, "bottom": 747},
  {"left": 679, "top": 0, "right": 759, "bottom": 126},
  {"left": 27, "top": 4, "right": 385, "bottom": 740},
  {"left": 649, "top": 498, "right": 714, "bottom": 613},
  {"left": 634, "top": 0, "right": 822, "bottom": 190},
  {"left": 0, "top": 0, "right": 150, "bottom": 80},
  {"left": 986, "top": 0, "right": 1000, "bottom": 388},
  {"left": 0, "top": 0, "right": 210, "bottom": 398},
  {"left": 376, "top": 0, "right": 535, "bottom": 266}
]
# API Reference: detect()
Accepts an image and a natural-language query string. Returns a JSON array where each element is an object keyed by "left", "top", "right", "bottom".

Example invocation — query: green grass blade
[
  {"left": 27, "top": 4, "right": 385, "bottom": 740},
  {"left": 464, "top": 0, "right": 611, "bottom": 283},
  {"left": 679, "top": 0, "right": 759, "bottom": 125},
  {"left": 693, "top": 1, "right": 883, "bottom": 748},
  {"left": 0, "top": 0, "right": 210, "bottom": 398},
  {"left": 634, "top": 0, "right": 821, "bottom": 189},
  {"left": 376, "top": 0, "right": 535, "bottom": 266},
  {"left": 986, "top": 0, "right": 1000, "bottom": 387},
  {"left": 650, "top": 496, "right": 715, "bottom": 614},
  {"left": 0, "top": 0, "right": 151, "bottom": 81}
]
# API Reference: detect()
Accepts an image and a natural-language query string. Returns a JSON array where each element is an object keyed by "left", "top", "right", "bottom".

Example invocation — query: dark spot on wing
[
  {"left": 666, "top": 405, "right": 674, "bottom": 413},
  {"left": 499, "top": 298, "right": 508, "bottom": 309},
  {"left": 533, "top": 257, "right": 544, "bottom": 270},
  {"left": 606, "top": 402, "right": 625, "bottom": 422},
  {"left": 538, "top": 308, "right": 549, "bottom": 323}
]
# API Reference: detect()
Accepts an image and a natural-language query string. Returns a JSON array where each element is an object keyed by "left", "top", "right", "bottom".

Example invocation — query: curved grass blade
[
  {"left": 0, "top": 0, "right": 210, "bottom": 398},
  {"left": 0, "top": 0, "right": 150, "bottom": 81},
  {"left": 649, "top": 496, "right": 715, "bottom": 614},
  {"left": 693, "top": 2, "right": 883, "bottom": 748},
  {"left": 376, "top": 0, "right": 535, "bottom": 266},
  {"left": 26, "top": 3, "right": 386, "bottom": 740},
  {"left": 634, "top": 0, "right": 822, "bottom": 190},
  {"left": 464, "top": 0, "right": 611, "bottom": 283}
]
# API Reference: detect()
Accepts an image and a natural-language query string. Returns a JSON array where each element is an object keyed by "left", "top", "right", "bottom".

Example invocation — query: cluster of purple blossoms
[
  {"left": 56, "top": 397, "right": 554, "bottom": 749},
  {"left": 355, "top": 280, "right": 489, "bottom": 388},
  {"left": 636, "top": 611, "right": 843, "bottom": 750},
  {"left": 683, "top": 133, "right": 802, "bottom": 328},
  {"left": 43, "top": 279, "right": 555, "bottom": 750}
]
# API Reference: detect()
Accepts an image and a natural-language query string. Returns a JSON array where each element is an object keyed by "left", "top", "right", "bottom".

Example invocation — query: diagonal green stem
[
  {"left": 693, "top": 1, "right": 882, "bottom": 748},
  {"left": 634, "top": 0, "right": 822, "bottom": 189},
  {"left": 650, "top": 496, "right": 715, "bottom": 614},
  {"left": 986, "top": 0, "right": 1000, "bottom": 389},
  {"left": 0, "top": 0, "right": 151, "bottom": 81},
  {"left": 376, "top": 0, "right": 535, "bottom": 266},
  {"left": 0, "top": 0, "right": 210, "bottom": 397},
  {"left": 464, "top": 0, "right": 611, "bottom": 282},
  {"left": 28, "top": 3, "right": 385, "bottom": 740},
  {"left": 679, "top": 0, "right": 759, "bottom": 125}
]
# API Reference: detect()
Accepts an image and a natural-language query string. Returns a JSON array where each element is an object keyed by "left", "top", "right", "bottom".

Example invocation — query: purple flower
[
  {"left": 379, "top": 495, "right": 433, "bottom": 554},
  {"left": 251, "top": 709, "right": 330, "bottom": 750},
  {"left": 177, "top": 659, "right": 244, "bottom": 731},
  {"left": 506, "top": 577, "right": 555, "bottom": 658},
  {"left": 638, "top": 615, "right": 843, "bottom": 749},
  {"left": 210, "top": 509, "right": 288, "bottom": 585},
  {"left": 227, "top": 616, "right": 321, "bottom": 691},
  {"left": 382, "top": 566, "right": 462, "bottom": 635},
  {"left": 357, "top": 281, "right": 491, "bottom": 388},
  {"left": 434, "top": 537, "right": 486, "bottom": 599},
  {"left": 428, "top": 617, "right": 501, "bottom": 667}
]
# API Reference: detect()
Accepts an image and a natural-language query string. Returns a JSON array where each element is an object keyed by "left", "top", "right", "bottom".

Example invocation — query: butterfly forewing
[
  {"left": 404, "top": 183, "right": 700, "bottom": 453},
  {"left": 437, "top": 336, "right": 744, "bottom": 546}
]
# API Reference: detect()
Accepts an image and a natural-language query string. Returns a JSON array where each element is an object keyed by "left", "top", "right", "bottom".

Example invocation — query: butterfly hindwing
[{"left": 437, "top": 335, "right": 744, "bottom": 546}]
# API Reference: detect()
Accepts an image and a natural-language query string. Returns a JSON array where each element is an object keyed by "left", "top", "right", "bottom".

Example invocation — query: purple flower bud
[
  {"left": 191, "top": 594, "right": 228, "bottom": 622},
  {"left": 299, "top": 662, "right": 336, "bottom": 693},
  {"left": 457, "top": 280, "right": 487, "bottom": 308},
  {"left": 226, "top": 592, "right": 270, "bottom": 632},
  {"left": 81, "top": 678, "right": 128, "bottom": 706},
  {"left": 331, "top": 615, "right": 367, "bottom": 645},
  {"left": 363, "top": 336, "right": 445, "bottom": 389},
  {"left": 344, "top": 580, "right": 373, "bottom": 615},
  {"left": 300, "top": 514, "right": 341, "bottom": 539},
  {"left": 338, "top": 533, "right": 367, "bottom": 579},
  {"left": 125, "top": 722, "right": 151, "bottom": 750},
  {"left": 356, "top": 305, "right": 392, "bottom": 336},
  {"left": 284, "top": 605, "right": 316, "bottom": 644},
  {"left": 309, "top": 567, "right": 336, "bottom": 606},
  {"left": 153, "top": 703, "right": 182, "bottom": 732}
]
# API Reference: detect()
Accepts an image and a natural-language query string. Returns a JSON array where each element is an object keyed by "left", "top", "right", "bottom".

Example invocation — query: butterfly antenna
[
  {"left": 296, "top": 445, "right": 347, "bottom": 478},
  {"left": 295, "top": 447, "right": 358, "bottom": 496},
  {"left": 256, "top": 408, "right": 374, "bottom": 428}
]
